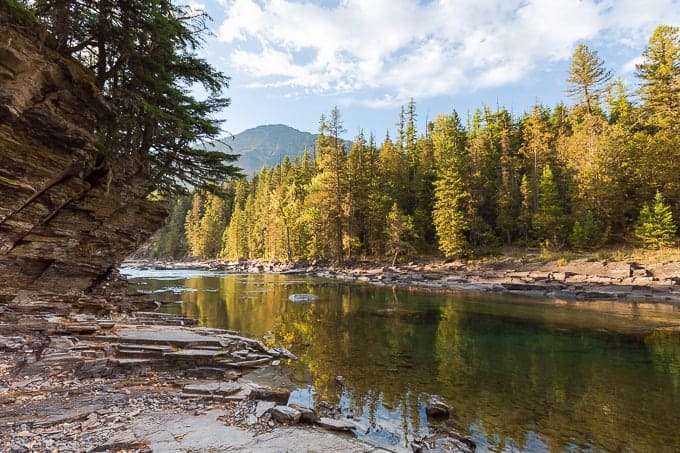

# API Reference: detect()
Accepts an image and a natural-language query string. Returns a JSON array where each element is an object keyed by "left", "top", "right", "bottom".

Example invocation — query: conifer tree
[
  {"left": 432, "top": 112, "right": 471, "bottom": 257},
  {"left": 184, "top": 192, "right": 205, "bottom": 257},
  {"left": 636, "top": 25, "right": 680, "bottom": 129},
  {"left": 152, "top": 196, "right": 191, "bottom": 258},
  {"left": 635, "top": 191, "right": 677, "bottom": 249},
  {"left": 566, "top": 44, "right": 613, "bottom": 115},
  {"left": 386, "top": 203, "right": 415, "bottom": 266},
  {"left": 533, "top": 165, "right": 569, "bottom": 248},
  {"left": 519, "top": 174, "right": 533, "bottom": 243}
]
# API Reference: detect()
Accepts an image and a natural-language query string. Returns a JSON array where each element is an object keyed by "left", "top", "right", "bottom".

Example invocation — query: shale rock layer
[{"left": 0, "top": 7, "right": 165, "bottom": 299}]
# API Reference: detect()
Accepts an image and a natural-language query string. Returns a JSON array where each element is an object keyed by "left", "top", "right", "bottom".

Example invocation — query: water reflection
[{"left": 130, "top": 272, "right": 680, "bottom": 452}]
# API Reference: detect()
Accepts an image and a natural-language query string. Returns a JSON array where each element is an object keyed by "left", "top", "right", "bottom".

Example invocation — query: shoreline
[
  {"left": 0, "top": 296, "right": 471, "bottom": 452},
  {"left": 123, "top": 257, "right": 680, "bottom": 304}
]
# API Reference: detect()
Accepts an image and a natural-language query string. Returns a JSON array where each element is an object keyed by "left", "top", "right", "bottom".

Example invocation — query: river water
[{"left": 121, "top": 268, "right": 680, "bottom": 452}]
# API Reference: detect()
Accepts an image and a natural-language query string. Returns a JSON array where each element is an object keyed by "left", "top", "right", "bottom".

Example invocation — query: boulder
[{"left": 270, "top": 405, "right": 301, "bottom": 424}]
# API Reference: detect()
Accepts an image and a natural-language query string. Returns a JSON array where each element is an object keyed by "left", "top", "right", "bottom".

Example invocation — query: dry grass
[{"left": 488, "top": 245, "right": 680, "bottom": 266}]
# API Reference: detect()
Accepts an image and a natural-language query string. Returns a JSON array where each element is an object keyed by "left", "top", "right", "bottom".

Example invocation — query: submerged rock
[
  {"left": 426, "top": 395, "right": 451, "bottom": 418},
  {"left": 288, "top": 294, "right": 319, "bottom": 303}
]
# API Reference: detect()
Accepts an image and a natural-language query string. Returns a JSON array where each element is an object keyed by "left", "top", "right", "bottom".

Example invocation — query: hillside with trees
[
  {"left": 208, "top": 124, "right": 317, "bottom": 177},
  {"left": 151, "top": 26, "right": 680, "bottom": 263}
]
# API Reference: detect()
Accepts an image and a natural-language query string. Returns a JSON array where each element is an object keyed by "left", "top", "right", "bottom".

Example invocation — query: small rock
[
  {"left": 288, "top": 403, "right": 318, "bottom": 423},
  {"left": 270, "top": 405, "right": 301, "bottom": 424},
  {"left": 249, "top": 387, "right": 290, "bottom": 403},
  {"left": 425, "top": 395, "right": 451, "bottom": 418},
  {"left": 255, "top": 401, "right": 276, "bottom": 417}
]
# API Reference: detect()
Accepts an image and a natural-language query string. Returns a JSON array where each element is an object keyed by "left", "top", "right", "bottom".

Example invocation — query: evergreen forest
[{"left": 152, "top": 26, "right": 680, "bottom": 263}]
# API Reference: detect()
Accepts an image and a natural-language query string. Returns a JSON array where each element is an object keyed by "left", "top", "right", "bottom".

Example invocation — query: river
[{"left": 121, "top": 268, "right": 680, "bottom": 452}]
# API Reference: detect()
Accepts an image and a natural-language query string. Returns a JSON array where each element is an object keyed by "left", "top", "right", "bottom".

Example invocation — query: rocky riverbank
[
  {"left": 125, "top": 257, "right": 680, "bottom": 304},
  {"left": 0, "top": 294, "right": 474, "bottom": 452}
]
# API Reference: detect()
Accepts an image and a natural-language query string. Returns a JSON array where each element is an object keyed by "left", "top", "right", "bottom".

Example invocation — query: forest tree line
[{"left": 151, "top": 25, "right": 680, "bottom": 263}]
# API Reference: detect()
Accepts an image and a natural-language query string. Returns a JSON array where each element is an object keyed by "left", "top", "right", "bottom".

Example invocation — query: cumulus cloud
[{"left": 217, "top": 0, "right": 678, "bottom": 107}]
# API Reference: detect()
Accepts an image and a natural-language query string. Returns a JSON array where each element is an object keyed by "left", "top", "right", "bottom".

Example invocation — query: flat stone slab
[
  {"left": 164, "top": 349, "right": 230, "bottom": 359},
  {"left": 102, "top": 325, "right": 225, "bottom": 347},
  {"left": 316, "top": 417, "right": 357, "bottom": 431},
  {"left": 131, "top": 410, "right": 379, "bottom": 453},
  {"left": 183, "top": 381, "right": 241, "bottom": 396}
]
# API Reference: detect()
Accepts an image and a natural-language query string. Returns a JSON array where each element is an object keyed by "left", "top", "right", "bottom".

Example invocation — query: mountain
[{"left": 211, "top": 124, "right": 317, "bottom": 176}]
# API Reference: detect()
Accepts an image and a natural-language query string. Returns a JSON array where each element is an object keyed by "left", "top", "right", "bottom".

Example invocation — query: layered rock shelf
[{"left": 0, "top": 6, "right": 165, "bottom": 300}]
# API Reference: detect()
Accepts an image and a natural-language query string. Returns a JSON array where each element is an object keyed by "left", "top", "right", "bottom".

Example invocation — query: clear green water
[{"left": 124, "top": 269, "right": 680, "bottom": 452}]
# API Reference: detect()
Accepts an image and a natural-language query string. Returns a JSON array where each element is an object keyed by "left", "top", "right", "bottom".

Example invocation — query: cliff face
[{"left": 0, "top": 10, "right": 165, "bottom": 299}]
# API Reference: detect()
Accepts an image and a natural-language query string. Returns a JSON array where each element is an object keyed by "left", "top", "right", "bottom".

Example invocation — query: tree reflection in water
[{"left": 136, "top": 273, "right": 680, "bottom": 451}]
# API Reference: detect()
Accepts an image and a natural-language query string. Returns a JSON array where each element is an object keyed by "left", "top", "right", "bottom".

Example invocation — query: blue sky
[{"left": 192, "top": 0, "right": 679, "bottom": 138}]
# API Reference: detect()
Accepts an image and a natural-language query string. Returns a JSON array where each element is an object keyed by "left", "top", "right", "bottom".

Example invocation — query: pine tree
[
  {"left": 432, "top": 112, "right": 471, "bottom": 257},
  {"left": 636, "top": 25, "right": 680, "bottom": 129},
  {"left": 184, "top": 192, "right": 205, "bottom": 257},
  {"left": 566, "top": 44, "right": 613, "bottom": 115},
  {"left": 312, "top": 108, "right": 347, "bottom": 263},
  {"left": 519, "top": 174, "right": 533, "bottom": 244},
  {"left": 152, "top": 196, "right": 191, "bottom": 258},
  {"left": 570, "top": 211, "right": 600, "bottom": 250},
  {"left": 197, "top": 192, "right": 231, "bottom": 258},
  {"left": 533, "top": 165, "right": 569, "bottom": 248},
  {"left": 386, "top": 203, "right": 415, "bottom": 266},
  {"left": 635, "top": 191, "right": 677, "bottom": 249},
  {"left": 558, "top": 115, "right": 633, "bottom": 240}
]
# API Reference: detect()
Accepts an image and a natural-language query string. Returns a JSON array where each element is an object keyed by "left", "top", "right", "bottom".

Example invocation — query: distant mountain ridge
[{"left": 211, "top": 124, "right": 317, "bottom": 176}]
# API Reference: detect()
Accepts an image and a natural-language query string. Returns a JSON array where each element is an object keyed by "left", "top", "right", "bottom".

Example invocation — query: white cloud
[
  {"left": 622, "top": 55, "right": 645, "bottom": 74},
  {"left": 217, "top": 0, "right": 678, "bottom": 107}
]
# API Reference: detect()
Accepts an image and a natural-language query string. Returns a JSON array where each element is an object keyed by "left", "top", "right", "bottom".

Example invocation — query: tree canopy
[
  {"left": 25, "top": 0, "right": 240, "bottom": 194},
  {"left": 148, "top": 26, "right": 679, "bottom": 261}
]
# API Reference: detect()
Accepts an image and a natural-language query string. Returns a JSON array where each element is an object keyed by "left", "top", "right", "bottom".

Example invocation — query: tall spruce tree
[{"left": 432, "top": 112, "right": 471, "bottom": 257}]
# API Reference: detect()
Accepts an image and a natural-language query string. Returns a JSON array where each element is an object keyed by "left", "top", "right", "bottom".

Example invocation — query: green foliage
[
  {"left": 386, "top": 203, "right": 415, "bottom": 265},
  {"left": 151, "top": 196, "right": 191, "bottom": 258},
  {"left": 27, "top": 0, "right": 240, "bottom": 194},
  {"left": 533, "top": 165, "right": 569, "bottom": 248},
  {"left": 636, "top": 25, "right": 680, "bottom": 129},
  {"left": 635, "top": 191, "right": 677, "bottom": 249},
  {"left": 431, "top": 113, "right": 471, "bottom": 258},
  {"left": 570, "top": 211, "right": 600, "bottom": 250},
  {"left": 148, "top": 26, "right": 680, "bottom": 262}
]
